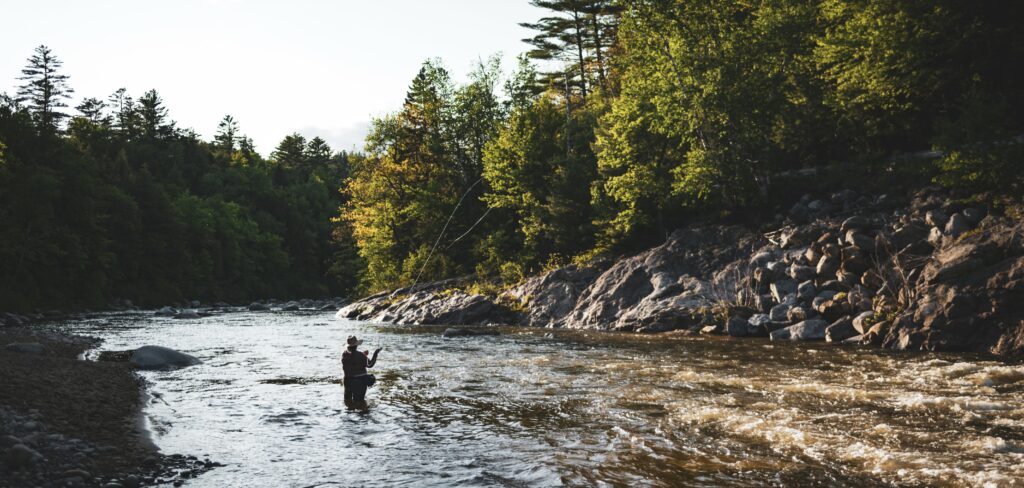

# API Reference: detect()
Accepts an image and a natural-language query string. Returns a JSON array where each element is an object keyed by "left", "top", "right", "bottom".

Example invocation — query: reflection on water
[{"left": 56, "top": 311, "right": 1024, "bottom": 487}]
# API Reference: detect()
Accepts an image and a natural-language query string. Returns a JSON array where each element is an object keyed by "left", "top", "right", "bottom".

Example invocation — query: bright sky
[{"left": 0, "top": 0, "right": 544, "bottom": 155}]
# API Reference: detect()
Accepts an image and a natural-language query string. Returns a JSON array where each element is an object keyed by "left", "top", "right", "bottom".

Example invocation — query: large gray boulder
[
  {"left": 502, "top": 265, "right": 601, "bottom": 327},
  {"left": 129, "top": 346, "right": 202, "bottom": 370},
  {"left": 558, "top": 226, "right": 756, "bottom": 331},
  {"left": 770, "top": 319, "right": 829, "bottom": 341}
]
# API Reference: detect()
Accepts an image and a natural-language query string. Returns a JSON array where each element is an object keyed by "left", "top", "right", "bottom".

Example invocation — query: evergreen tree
[
  {"left": 215, "top": 115, "right": 239, "bottom": 153},
  {"left": 16, "top": 45, "right": 74, "bottom": 132}
]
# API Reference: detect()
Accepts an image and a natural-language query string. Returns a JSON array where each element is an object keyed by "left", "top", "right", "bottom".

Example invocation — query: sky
[{"left": 0, "top": 0, "right": 545, "bottom": 154}]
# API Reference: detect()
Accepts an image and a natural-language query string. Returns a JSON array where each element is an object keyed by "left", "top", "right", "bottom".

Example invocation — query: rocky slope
[{"left": 338, "top": 187, "right": 1024, "bottom": 356}]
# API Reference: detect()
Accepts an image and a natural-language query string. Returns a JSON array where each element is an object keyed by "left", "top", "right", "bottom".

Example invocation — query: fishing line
[
  {"left": 444, "top": 206, "right": 493, "bottom": 251},
  {"left": 412, "top": 177, "right": 484, "bottom": 288}
]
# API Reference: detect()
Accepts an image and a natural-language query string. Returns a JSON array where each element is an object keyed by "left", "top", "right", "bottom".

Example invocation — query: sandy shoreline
[{"left": 0, "top": 326, "right": 215, "bottom": 487}]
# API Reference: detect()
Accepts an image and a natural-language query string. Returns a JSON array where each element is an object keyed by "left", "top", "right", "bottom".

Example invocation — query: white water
[{"left": 59, "top": 311, "right": 1024, "bottom": 487}]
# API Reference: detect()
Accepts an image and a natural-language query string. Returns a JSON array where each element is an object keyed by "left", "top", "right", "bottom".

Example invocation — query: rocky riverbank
[
  {"left": 0, "top": 328, "right": 216, "bottom": 487},
  {"left": 339, "top": 187, "right": 1024, "bottom": 356}
]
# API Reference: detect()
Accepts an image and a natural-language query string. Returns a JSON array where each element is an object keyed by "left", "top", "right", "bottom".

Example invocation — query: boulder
[
  {"left": 280, "top": 302, "right": 300, "bottom": 312},
  {"left": 797, "top": 281, "right": 816, "bottom": 302},
  {"left": 840, "top": 216, "right": 870, "bottom": 232},
  {"left": 769, "top": 303, "right": 793, "bottom": 322},
  {"left": 925, "top": 210, "right": 949, "bottom": 228},
  {"left": 770, "top": 280, "right": 798, "bottom": 303},
  {"left": 248, "top": 303, "right": 270, "bottom": 311},
  {"left": 825, "top": 316, "right": 858, "bottom": 343},
  {"left": 816, "top": 255, "right": 840, "bottom": 277},
  {"left": 173, "top": 310, "right": 201, "bottom": 320},
  {"left": 503, "top": 265, "right": 600, "bottom": 327},
  {"left": 726, "top": 316, "right": 749, "bottom": 337},
  {"left": 747, "top": 314, "right": 772, "bottom": 335},
  {"left": 129, "top": 346, "right": 202, "bottom": 370},
  {"left": 787, "top": 306, "right": 811, "bottom": 323},
  {"left": 154, "top": 306, "right": 177, "bottom": 317},
  {"left": 962, "top": 207, "right": 984, "bottom": 225},
  {"left": 788, "top": 264, "right": 816, "bottom": 282},
  {"left": 845, "top": 231, "right": 876, "bottom": 253},
  {"left": 945, "top": 213, "right": 970, "bottom": 239},
  {"left": 442, "top": 328, "right": 500, "bottom": 338},
  {"left": 770, "top": 319, "right": 829, "bottom": 341},
  {"left": 4, "top": 343, "right": 44, "bottom": 355}
]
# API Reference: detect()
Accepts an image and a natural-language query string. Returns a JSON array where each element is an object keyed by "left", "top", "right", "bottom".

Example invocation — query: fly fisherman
[{"left": 342, "top": 336, "right": 381, "bottom": 405}]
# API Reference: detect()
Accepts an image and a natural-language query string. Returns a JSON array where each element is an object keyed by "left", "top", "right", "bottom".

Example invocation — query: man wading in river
[{"left": 342, "top": 336, "right": 381, "bottom": 405}]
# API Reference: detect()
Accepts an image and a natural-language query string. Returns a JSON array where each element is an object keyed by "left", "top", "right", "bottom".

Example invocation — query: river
[{"left": 58, "top": 310, "right": 1024, "bottom": 487}]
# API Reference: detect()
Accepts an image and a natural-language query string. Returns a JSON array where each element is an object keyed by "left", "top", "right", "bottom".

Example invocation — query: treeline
[
  {"left": 0, "top": 46, "right": 361, "bottom": 311},
  {"left": 343, "top": 0, "right": 1024, "bottom": 293},
  {"left": 3, "top": 1, "right": 1023, "bottom": 310}
]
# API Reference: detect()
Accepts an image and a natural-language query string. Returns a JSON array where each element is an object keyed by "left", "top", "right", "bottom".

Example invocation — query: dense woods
[{"left": 2, "top": 1, "right": 1022, "bottom": 310}]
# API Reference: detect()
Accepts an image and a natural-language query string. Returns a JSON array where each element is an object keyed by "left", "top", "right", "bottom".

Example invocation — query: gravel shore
[{"left": 0, "top": 327, "right": 215, "bottom": 487}]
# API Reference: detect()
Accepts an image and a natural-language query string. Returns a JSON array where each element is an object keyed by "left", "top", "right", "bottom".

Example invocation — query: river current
[{"left": 60, "top": 310, "right": 1024, "bottom": 487}]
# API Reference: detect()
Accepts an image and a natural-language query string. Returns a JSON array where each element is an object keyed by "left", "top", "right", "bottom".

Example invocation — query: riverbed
[{"left": 56, "top": 310, "right": 1024, "bottom": 487}]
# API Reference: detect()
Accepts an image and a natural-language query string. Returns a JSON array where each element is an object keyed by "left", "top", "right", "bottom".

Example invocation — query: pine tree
[
  {"left": 16, "top": 45, "right": 74, "bottom": 132},
  {"left": 215, "top": 115, "right": 239, "bottom": 153},
  {"left": 75, "top": 98, "right": 108, "bottom": 125},
  {"left": 520, "top": 0, "right": 620, "bottom": 98},
  {"left": 137, "top": 89, "right": 173, "bottom": 140}
]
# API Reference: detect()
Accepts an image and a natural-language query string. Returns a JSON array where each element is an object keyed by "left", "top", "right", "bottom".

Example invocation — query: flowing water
[{"left": 58, "top": 311, "right": 1024, "bottom": 487}]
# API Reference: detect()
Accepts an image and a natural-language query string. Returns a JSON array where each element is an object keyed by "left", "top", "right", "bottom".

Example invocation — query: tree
[
  {"left": 137, "top": 89, "right": 174, "bottom": 140},
  {"left": 520, "top": 0, "right": 620, "bottom": 99},
  {"left": 215, "top": 115, "right": 239, "bottom": 153},
  {"left": 16, "top": 45, "right": 74, "bottom": 132},
  {"left": 75, "top": 98, "right": 108, "bottom": 125}
]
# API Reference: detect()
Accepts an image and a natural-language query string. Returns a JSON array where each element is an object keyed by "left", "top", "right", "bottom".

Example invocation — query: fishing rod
[{"left": 410, "top": 176, "right": 486, "bottom": 289}]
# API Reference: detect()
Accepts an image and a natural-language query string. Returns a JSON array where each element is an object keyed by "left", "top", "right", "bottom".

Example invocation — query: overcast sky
[{"left": 0, "top": 0, "right": 544, "bottom": 154}]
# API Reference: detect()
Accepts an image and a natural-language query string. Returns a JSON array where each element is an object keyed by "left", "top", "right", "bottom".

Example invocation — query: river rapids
[{"left": 61, "top": 311, "right": 1024, "bottom": 487}]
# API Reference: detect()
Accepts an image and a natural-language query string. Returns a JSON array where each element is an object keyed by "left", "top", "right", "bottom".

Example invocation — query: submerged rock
[
  {"left": 442, "top": 328, "right": 500, "bottom": 338},
  {"left": 4, "top": 342, "right": 45, "bottom": 355},
  {"left": 129, "top": 346, "right": 202, "bottom": 370}
]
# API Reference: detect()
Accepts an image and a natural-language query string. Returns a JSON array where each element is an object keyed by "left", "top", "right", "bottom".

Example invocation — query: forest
[{"left": 2, "top": 0, "right": 1022, "bottom": 311}]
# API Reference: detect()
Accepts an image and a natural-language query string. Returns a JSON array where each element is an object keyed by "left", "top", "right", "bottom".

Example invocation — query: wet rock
[
  {"left": 747, "top": 314, "right": 771, "bottom": 335},
  {"left": 726, "top": 316, "right": 749, "bottom": 337},
  {"left": 280, "top": 302, "right": 300, "bottom": 312},
  {"left": 442, "top": 328, "right": 499, "bottom": 338},
  {"left": 129, "top": 346, "right": 202, "bottom": 370},
  {"left": 154, "top": 306, "right": 177, "bottom": 317},
  {"left": 173, "top": 310, "right": 201, "bottom": 320},
  {"left": 248, "top": 302, "right": 269, "bottom": 311},
  {"left": 770, "top": 319, "right": 829, "bottom": 341},
  {"left": 825, "top": 316, "right": 858, "bottom": 343},
  {"left": 864, "top": 320, "right": 891, "bottom": 345},
  {"left": 4, "top": 342, "right": 44, "bottom": 354},
  {"left": 945, "top": 213, "right": 970, "bottom": 239}
]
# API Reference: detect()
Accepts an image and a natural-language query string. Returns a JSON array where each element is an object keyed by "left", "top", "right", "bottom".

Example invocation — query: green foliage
[{"left": 0, "top": 49, "right": 360, "bottom": 311}]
